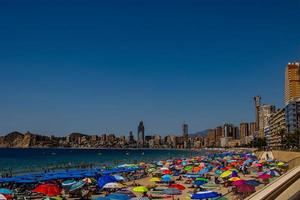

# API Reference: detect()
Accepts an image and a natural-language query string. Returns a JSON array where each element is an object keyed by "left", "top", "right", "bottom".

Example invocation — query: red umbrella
[
  {"left": 169, "top": 184, "right": 186, "bottom": 190},
  {"left": 237, "top": 184, "right": 255, "bottom": 193},
  {"left": 163, "top": 170, "right": 171, "bottom": 175},
  {"left": 32, "top": 183, "right": 62, "bottom": 197},
  {"left": 258, "top": 174, "right": 272, "bottom": 180},
  {"left": 232, "top": 180, "right": 245, "bottom": 186}
]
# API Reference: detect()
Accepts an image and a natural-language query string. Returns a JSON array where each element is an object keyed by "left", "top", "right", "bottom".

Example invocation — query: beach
[{"left": 0, "top": 149, "right": 288, "bottom": 200}]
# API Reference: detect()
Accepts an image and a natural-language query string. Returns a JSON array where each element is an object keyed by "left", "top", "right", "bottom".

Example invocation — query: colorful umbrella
[
  {"left": 149, "top": 177, "right": 161, "bottom": 182},
  {"left": 33, "top": 183, "right": 62, "bottom": 197},
  {"left": 69, "top": 181, "right": 86, "bottom": 192},
  {"left": 0, "top": 189, "right": 13, "bottom": 195},
  {"left": 169, "top": 184, "right": 185, "bottom": 190},
  {"left": 258, "top": 174, "right": 272, "bottom": 180},
  {"left": 229, "top": 177, "right": 240, "bottom": 182},
  {"left": 133, "top": 186, "right": 148, "bottom": 193},
  {"left": 191, "top": 191, "right": 221, "bottom": 199},
  {"left": 245, "top": 180, "right": 261, "bottom": 186},
  {"left": 232, "top": 180, "right": 245, "bottom": 186},
  {"left": 161, "top": 175, "right": 172, "bottom": 182},
  {"left": 237, "top": 184, "right": 255, "bottom": 193},
  {"left": 195, "top": 178, "right": 208, "bottom": 182},
  {"left": 0, "top": 194, "right": 6, "bottom": 200},
  {"left": 61, "top": 180, "right": 76, "bottom": 187},
  {"left": 220, "top": 170, "right": 232, "bottom": 178},
  {"left": 103, "top": 182, "right": 124, "bottom": 189}
]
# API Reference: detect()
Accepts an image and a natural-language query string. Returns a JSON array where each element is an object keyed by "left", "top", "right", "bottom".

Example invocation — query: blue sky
[{"left": 0, "top": 0, "right": 299, "bottom": 136}]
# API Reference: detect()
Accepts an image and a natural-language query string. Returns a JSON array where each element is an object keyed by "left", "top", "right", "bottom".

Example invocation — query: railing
[{"left": 246, "top": 166, "right": 300, "bottom": 200}]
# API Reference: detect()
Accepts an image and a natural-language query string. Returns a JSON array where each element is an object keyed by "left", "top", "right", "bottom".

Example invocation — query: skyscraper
[
  {"left": 183, "top": 123, "right": 189, "bottom": 148},
  {"left": 240, "top": 123, "right": 249, "bottom": 144},
  {"left": 285, "top": 62, "right": 300, "bottom": 105},
  {"left": 258, "top": 104, "right": 276, "bottom": 138},
  {"left": 254, "top": 96, "right": 261, "bottom": 131},
  {"left": 137, "top": 121, "right": 145, "bottom": 148}
]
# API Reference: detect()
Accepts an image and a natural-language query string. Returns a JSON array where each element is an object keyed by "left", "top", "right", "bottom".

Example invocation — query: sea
[{"left": 0, "top": 148, "right": 205, "bottom": 174}]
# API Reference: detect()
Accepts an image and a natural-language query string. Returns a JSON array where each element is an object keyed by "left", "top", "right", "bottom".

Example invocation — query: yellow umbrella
[
  {"left": 229, "top": 177, "right": 240, "bottom": 182},
  {"left": 220, "top": 170, "right": 232, "bottom": 178},
  {"left": 277, "top": 162, "right": 285, "bottom": 166},
  {"left": 149, "top": 177, "right": 161, "bottom": 182},
  {"left": 133, "top": 186, "right": 148, "bottom": 193}
]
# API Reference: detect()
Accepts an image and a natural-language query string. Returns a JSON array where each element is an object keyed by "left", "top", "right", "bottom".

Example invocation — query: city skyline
[{"left": 0, "top": 1, "right": 300, "bottom": 136}]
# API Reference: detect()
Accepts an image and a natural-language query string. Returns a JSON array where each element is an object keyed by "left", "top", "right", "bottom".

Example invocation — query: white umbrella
[{"left": 103, "top": 182, "right": 124, "bottom": 189}]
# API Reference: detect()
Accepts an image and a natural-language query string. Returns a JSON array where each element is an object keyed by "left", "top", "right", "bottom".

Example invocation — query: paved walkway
[{"left": 260, "top": 151, "right": 274, "bottom": 160}]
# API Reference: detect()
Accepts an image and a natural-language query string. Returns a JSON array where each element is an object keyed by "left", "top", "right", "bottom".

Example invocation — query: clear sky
[{"left": 0, "top": 0, "right": 299, "bottom": 136}]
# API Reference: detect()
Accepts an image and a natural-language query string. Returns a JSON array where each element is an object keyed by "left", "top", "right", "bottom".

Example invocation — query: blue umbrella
[
  {"left": 98, "top": 176, "right": 117, "bottom": 189},
  {"left": 113, "top": 175, "right": 125, "bottom": 181},
  {"left": 198, "top": 168, "right": 209, "bottom": 175},
  {"left": 161, "top": 175, "right": 172, "bottom": 182},
  {"left": 245, "top": 180, "right": 261, "bottom": 186},
  {"left": 191, "top": 191, "right": 221, "bottom": 199},
  {"left": 0, "top": 188, "right": 13, "bottom": 195},
  {"left": 106, "top": 193, "right": 130, "bottom": 200},
  {"left": 193, "top": 180, "right": 206, "bottom": 186}
]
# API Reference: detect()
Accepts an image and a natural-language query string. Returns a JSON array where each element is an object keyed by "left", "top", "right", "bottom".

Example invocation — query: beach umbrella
[
  {"left": 149, "top": 177, "right": 161, "bottom": 182},
  {"left": 277, "top": 162, "right": 285, "bottom": 166},
  {"left": 215, "top": 170, "right": 223, "bottom": 176},
  {"left": 195, "top": 178, "right": 208, "bottom": 182},
  {"left": 229, "top": 177, "right": 240, "bottom": 182},
  {"left": 169, "top": 184, "right": 185, "bottom": 190},
  {"left": 258, "top": 174, "right": 272, "bottom": 180},
  {"left": 33, "top": 183, "right": 62, "bottom": 197},
  {"left": 220, "top": 170, "right": 232, "bottom": 178},
  {"left": 105, "top": 193, "right": 130, "bottom": 200},
  {"left": 161, "top": 175, "right": 172, "bottom": 182},
  {"left": 231, "top": 171, "right": 238, "bottom": 177},
  {"left": 198, "top": 168, "right": 209, "bottom": 175},
  {"left": 184, "top": 166, "right": 193, "bottom": 171},
  {"left": 245, "top": 180, "right": 261, "bottom": 186},
  {"left": 132, "top": 186, "right": 148, "bottom": 193},
  {"left": 163, "top": 188, "right": 182, "bottom": 195},
  {"left": 113, "top": 175, "right": 126, "bottom": 182},
  {"left": 62, "top": 180, "right": 76, "bottom": 187},
  {"left": 98, "top": 176, "right": 117, "bottom": 189},
  {"left": 237, "top": 184, "right": 255, "bottom": 193},
  {"left": 69, "top": 181, "right": 86, "bottom": 192},
  {"left": 130, "top": 198, "right": 149, "bottom": 200},
  {"left": 103, "top": 182, "right": 124, "bottom": 189},
  {"left": 191, "top": 191, "right": 221, "bottom": 199},
  {"left": 162, "top": 170, "right": 171, "bottom": 175},
  {"left": 266, "top": 170, "right": 280, "bottom": 177},
  {"left": 193, "top": 180, "right": 206, "bottom": 187},
  {"left": 232, "top": 180, "right": 245, "bottom": 186},
  {"left": 0, "top": 194, "right": 6, "bottom": 200},
  {"left": 0, "top": 189, "right": 13, "bottom": 195}
]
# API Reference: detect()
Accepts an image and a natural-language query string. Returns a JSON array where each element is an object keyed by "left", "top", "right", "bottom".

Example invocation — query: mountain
[{"left": 189, "top": 129, "right": 209, "bottom": 138}]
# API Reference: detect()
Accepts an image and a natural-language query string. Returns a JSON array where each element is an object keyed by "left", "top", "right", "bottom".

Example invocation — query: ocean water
[{"left": 0, "top": 148, "right": 205, "bottom": 174}]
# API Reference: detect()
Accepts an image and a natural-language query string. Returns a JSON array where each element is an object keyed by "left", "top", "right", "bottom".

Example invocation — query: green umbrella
[{"left": 195, "top": 178, "right": 209, "bottom": 182}]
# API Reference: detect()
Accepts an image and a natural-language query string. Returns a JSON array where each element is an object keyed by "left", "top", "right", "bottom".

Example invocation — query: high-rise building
[
  {"left": 240, "top": 123, "right": 249, "bottom": 144},
  {"left": 183, "top": 123, "right": 189, "bottom": 148},
  {"left": 249, "top": 122, "right": 256, "bottom": 135},
  {"left": 137, "top": 121, "right": 145, "bottom": 148},
  {"left": 254, "top": 96, "right": 261, "bottom": 131},
  {"left": 286, "top": 99, "right": 300, "bottom": 133},
  {"left": 285, "top": 62, "right": 300, "bottom": 105},
  {"left": 258, "top": 105, "right": 276, "bottom": 138},
  {"left": 269, "top": 108, "right": 286, "bottom": 149}
]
